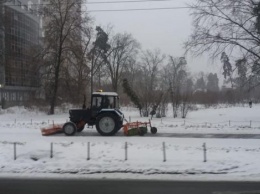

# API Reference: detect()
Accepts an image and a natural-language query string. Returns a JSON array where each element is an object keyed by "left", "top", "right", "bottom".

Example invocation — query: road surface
[
  {"left": 78, "top": 131, "right": 260, "bottom": 139},
  {"left": 1, "top": 178, "right": 260, "bottom": 194}
]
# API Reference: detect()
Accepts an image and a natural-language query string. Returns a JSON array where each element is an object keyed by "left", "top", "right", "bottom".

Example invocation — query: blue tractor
[{"left": 62, "top": 91, "right": 124, "bottom": 136}]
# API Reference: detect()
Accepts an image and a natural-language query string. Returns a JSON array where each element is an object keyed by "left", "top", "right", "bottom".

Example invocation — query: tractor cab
[
  {"left": 91, "top": 92, "right": 119, "bottom": 110},
  {"left": 90, "top": 91, "right": 120, "bottom": 119}
]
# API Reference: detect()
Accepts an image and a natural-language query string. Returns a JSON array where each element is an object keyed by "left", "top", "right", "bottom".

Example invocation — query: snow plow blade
[{"left": 41, "top": 124, "right": 63, "bottom": 136}]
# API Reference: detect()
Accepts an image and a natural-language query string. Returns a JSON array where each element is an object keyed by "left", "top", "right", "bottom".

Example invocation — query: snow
[{"left": 1, "top": 104, "right": 260, "bottom": 181}]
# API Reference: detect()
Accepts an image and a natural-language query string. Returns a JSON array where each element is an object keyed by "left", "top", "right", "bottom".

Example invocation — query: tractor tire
[
  {"left": 63, "top": 122, "right": 77, "bottom": 136},
  {"left": 151, "top": 127, "right": 157, "bottom": 134},
  {"left": 96, "top": 113, "right": 119, "bottom": 136}
]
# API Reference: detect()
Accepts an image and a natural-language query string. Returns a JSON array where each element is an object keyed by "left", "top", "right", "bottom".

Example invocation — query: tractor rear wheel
[
  {"left": 96, "top": 113, "right": 119, "bottom": 136},
  {"left": 63, "top": 122, "right": 77, "bottom": 136}
]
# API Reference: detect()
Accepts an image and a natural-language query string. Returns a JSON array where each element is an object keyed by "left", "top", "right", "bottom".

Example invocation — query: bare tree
[
  {"left": 60, "top": 14, "right": 93, "bottom": 105},
  {"left": 165, "top": 56, "right": 187, "bottom": 118},
  {"left": 42, "top": 0, "right": 92, "bottom": 114},
  {"left": 106, "top": 33, "right": 140, "bottom": 92},
  {"left": 180, "top": 78, "right": 194, "bottom": 118},
  {"left": 154, "top": 69, "right": 170, "bottom": 118},
  {"left": 185, "top": 0, "right": 260, "bottom": 86},
  {"left": 138, "top": 49, "right": 165, "bottom": 117}
]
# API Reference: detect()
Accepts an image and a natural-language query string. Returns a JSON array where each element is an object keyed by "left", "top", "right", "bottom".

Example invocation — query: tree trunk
[
  {"left": 112, "top": 78, "right": 118, "bottom": 93},
  {"left": 90, "top": 55, "right": 94, "bottom": 94},
  {"left": 49, "top": 38, "right": 63, "bottom": 115}
]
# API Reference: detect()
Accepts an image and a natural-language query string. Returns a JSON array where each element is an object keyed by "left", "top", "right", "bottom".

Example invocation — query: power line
[
  {"left": 86, "top": 5, "right": 244, "bottom": 12},
  {"left": 2, "top": 5, "right": 197, "bottom": 18},
  {"left": 3, "top": 0, "right": 181, "bottom": 7},
  {"left": 1, "top": 3, "right": 213, "bottom": 14},
  {"left": 2, "top": 1, "right": 245, "bottom": 14},
  {"left": 87, "top": 0, "right": 177, "bottom": 4},
  {"left": 87, "top": 6, "right": 192, "bottom": 12}
]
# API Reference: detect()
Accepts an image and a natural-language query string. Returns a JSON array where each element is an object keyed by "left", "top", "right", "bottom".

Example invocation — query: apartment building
[{"left": 0, "top": 0, "right": 42, "bottom": 108}]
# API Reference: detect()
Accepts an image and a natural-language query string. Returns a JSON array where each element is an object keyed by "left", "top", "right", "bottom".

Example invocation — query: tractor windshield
[
  {"left": 92, "top": 95, "right": 119, "bottom": 109},
  {"left": 105, "top": 96, "right": 119, "bottom": 109}
]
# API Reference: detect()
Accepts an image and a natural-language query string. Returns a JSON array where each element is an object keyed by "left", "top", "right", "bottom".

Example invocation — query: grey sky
[{"left": 87, "top": 0, "right": 223, "bottom": 80}]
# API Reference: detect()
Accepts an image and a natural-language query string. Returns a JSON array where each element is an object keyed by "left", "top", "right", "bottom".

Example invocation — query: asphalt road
[
  {"left": 150, "top": 133, "right": 260, "bottom": 139},
  {"left": 1, "top": 178, "right": 260, "bottom": 194},
  {"left": 78, "top": 131, "right": 260, "bottom": 139}
]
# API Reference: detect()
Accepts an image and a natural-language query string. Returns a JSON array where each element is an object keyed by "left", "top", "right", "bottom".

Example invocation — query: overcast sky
[{"left": 86, "top": 0, "right": 223, "bottom": 81}]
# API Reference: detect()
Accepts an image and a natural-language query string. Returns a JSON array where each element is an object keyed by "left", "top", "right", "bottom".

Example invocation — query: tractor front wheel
[
  {"left": 96, "top": 113, "right": 119, "bottom": 136},
  {"left": 63, "top": 122, "right": 77, "bottom": 136}
]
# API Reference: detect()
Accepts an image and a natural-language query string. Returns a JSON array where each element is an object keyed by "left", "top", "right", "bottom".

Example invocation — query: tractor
[{"left": 62, "top": 91, "right": 124, "bottom": 136}]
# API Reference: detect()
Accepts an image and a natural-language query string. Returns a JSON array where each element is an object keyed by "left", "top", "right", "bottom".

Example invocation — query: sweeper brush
[
  {"left": 41, "top": 124, "right": 63, "bottom": 136},
  {"left": 122, "top": 120, "right": 157, "bottom": 136}
]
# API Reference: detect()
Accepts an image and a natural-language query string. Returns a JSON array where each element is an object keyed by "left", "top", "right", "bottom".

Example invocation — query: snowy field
[{"left": 0, "top": 104, "right": 260, "bottom": 181}]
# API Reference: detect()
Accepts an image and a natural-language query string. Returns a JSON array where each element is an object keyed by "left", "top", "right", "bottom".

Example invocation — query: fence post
[
  {"left": 87, "top": 142, "right": 90, "bottom": 160},
  {"left": 129, "top": 116, "right": 131, "bottom": 123},
  {"left": 163, "top": 142, "right": 166, "bottom": 162},
  {"left": 14, "top": 142, "right": 17, "bottom": 160},
  {"left": 203, "top": 143, "right": 207, "bottom": 162},
  {"left": 125, "top": 142, "right": 128, "bottom": 161},
  {"left": 50, "top": 142, "right": 53, "bottom": 158}
]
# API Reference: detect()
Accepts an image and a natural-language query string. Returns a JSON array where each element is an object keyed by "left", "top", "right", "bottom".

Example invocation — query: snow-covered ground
[{"left": 1, "top": 104, "right": 260, "bottom": 181}]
